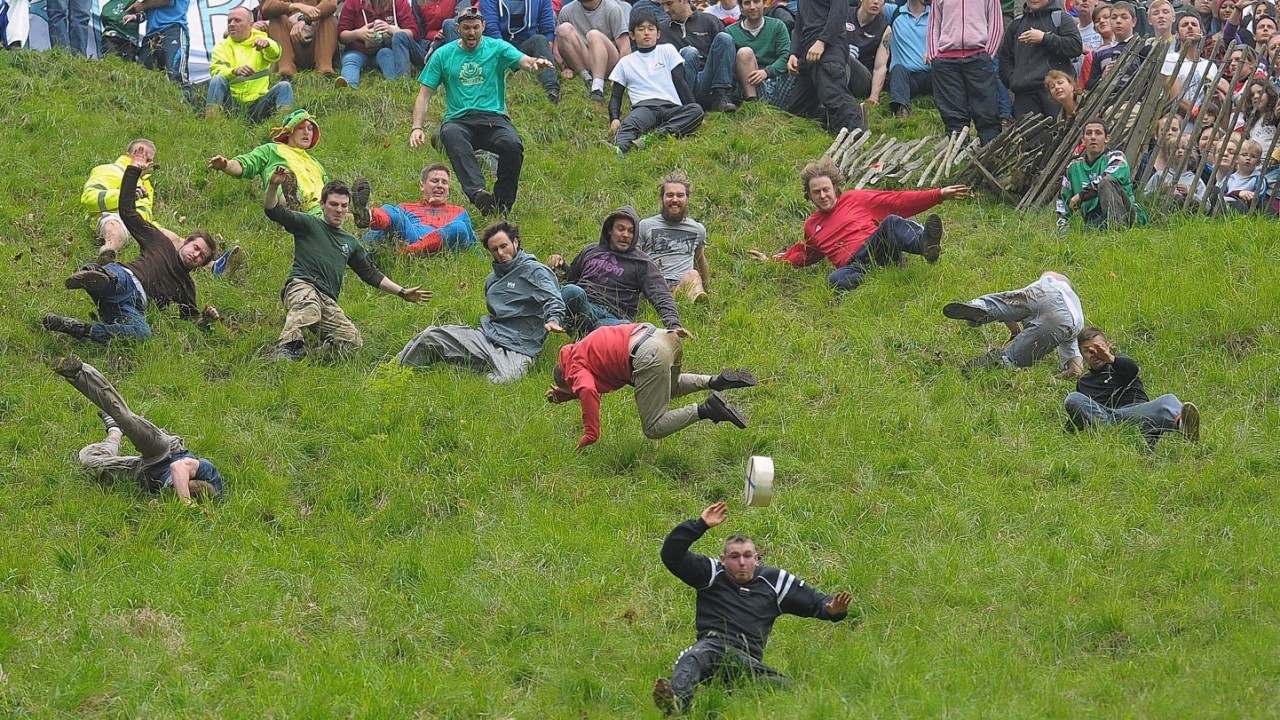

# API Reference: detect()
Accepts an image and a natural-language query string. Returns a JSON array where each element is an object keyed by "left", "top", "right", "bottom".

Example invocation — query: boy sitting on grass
[
  {"left": 607, "top": 9, "right": 705, "bottom": 155},
  {"left": 1064, "top": 326, "right": 1200, "bottom": 445},
  {"left": 1222, "top": 138, "right": 1265, "bottom": 213}
]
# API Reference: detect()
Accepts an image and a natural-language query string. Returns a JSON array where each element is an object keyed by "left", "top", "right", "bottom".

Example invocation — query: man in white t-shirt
[
  {"left": 556, "top": 0, "right": 632, "bottom": 100},
  {"left": 1162, "top": 13, "right": 1217, "bottom": 114},
  {"left": 638, "top": 170, "right": 709, "bottom": 303},
  {"left": 943, "top": 271, "right": 1085, "bottom": 379},
  {"left": 608, "top": 8, "right": 705, "bottom": 153}
]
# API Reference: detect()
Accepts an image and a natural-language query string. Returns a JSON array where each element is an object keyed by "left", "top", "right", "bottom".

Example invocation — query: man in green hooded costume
[{"left": 209, "top": 109, "right": 330, "bottom": 216}]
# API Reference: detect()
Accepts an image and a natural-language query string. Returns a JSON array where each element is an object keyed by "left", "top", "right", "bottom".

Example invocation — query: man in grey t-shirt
[
  {"left": 637, "top": 170, "right": 709, "bottom": 304},
  {"left": 555, "top": 0, "right": 632, "bottom": 100}
]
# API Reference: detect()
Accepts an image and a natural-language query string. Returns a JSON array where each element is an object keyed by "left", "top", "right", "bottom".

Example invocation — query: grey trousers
[
  {"left": 630, "top": 329, "right": 712, "bottom": 439},
  {"left": 969, "top": 277, "right": 1082, "bottom": 369},
  {"left": 397, "top": 325, "right": 534, "bottom": 384},
  {"left": 63, "top": 361, "right": 186, "bottom": 474}
]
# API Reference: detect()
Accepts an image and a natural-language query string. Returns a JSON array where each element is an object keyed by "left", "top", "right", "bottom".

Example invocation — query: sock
[{"left": 591, "top": 77, "right": 604, "bottom": 92}]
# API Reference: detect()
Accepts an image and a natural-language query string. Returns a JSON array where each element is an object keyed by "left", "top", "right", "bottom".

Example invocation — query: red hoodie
[
  {"left": 552, "top": 323, "right": 648, "bottom": 449},
  {"left": 778, "top": 188, "right": 945, "bottom": 269}
]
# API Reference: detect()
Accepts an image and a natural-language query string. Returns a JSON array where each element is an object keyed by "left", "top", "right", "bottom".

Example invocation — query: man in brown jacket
[{"left": 261, "top": 0, "right": 339, "bottom": 76}]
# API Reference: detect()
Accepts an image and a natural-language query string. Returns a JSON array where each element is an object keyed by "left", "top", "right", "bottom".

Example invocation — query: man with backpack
[{"left": 997, "top": 0, "right": 1083, "bottom": 119}]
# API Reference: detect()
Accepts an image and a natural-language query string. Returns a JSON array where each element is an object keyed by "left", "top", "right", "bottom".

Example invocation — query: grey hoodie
[
  {"left": 482, "top": 249, "right": 565, "bottom": 357},
  {"left": 562, "top": 206, "right": 683, "bottom": 329}
]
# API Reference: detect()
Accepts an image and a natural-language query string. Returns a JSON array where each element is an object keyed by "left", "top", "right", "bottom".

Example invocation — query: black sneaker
[
  {"left": 1065, "top": 402, "right": 1087, "bottom": 432},
  {"left": 270, "top": 341, "right": 306, "bottom": 362},
  {"left": 473, "top": 189, "right": 497, "bottom": 216},
  {"left": 352, "top": 177, "right": 372, "bottom": 229},
  {"left": 653, "top": 678, "right": 676, "bottom": 716},
  {"left": 49, "top": 353, "right": 84, "bottom": 378},
  {"left": 699, "top": 391, "right": 748, "bottom": 429},
  {"left": 98, "top": 410, "right": 120, "bottom": 433},
  {"left": 65, "top": 264, "right": 114, "bottom": 293},
  {"left": 921, "top": 214, "right": 943, "bottom": 263},
  {"left": 708, "top": 89, "right": 737, "bottom": 113},
  {"left": 547, "top": 88, "right": 561, "bottom": 105},
  {"left": 709, "top": 368, "right": 757, "bottom": 391},
  {"left": 942, "top": 301, "right": 989, "bottom": 326},
  {"left": 43, "top": 314, "right": 92, "bottom": 340},
  {"left": 589, "top": 88, "right": 604, "bottom": 102}
]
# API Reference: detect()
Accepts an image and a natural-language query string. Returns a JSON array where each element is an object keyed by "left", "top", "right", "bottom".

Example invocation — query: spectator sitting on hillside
[
  {"left": 397, "top": 220, "right": 565, "bottom": 383},
  {"left": 1065, "top": 326, "right": 1201, "bottom": 444},
  {"left": 210, "top": 109, "right": 329, "bottom": 216},
  {"left": 336, "top": 0, "right": 420, "bottom": 89},
  {"left": 1045, "top": 69, "right": 1084, "bottom": 118},
  {"left": 408, "top": 0, "right": 459, "bottom": 67},
  {"left": 779, "top": 0, "right": 866, "bottom": 133},
  {"left": 410, "top": 7, "right": 556, "bottom": 216},
  {"left": 927, "top": 0, "right": 1004, "bottom": 144},
  {"left": 1162, "top": 13, "right": 1217, "bottom": 116},
  {"left": 547, "top": 206, "right": 686, "bottom": 336},
  {"left": 846, "top": 0, "right": 888, "bottom": 101},
  {"left": 998, "top": 0, "right": 1083, "bottom": 120},
  {"left": 260, "top": 0, "right": 339, "bottom": 77},
  {"left": 479, "top": 0, "right": 561, "bottom": 102},
  {"left": 1078, "top": 0, "right": 1137, "bottom": 91},
  {"left": 127, "top": 0, "right": 192, "bottom": 97},
  {"left": 1056, "top": 118, "right": 1147, "bottom": 231},
  {"left": 47, "top": 159, "right": 220, "bottom": 344},
  {"left": 555, "top": 0, "right": 632, "bottom": 101},
  {"left": 206, "top": 8, "right": 294, "bottom": 122},
  {"left": 264, "top": 169, "right": 429, "bottom": 361},
  {"left": 1077, "top": 0, "right": 1105, "bottom": 51},
  {"left": 608, "top": 10, "right": 705, "bottom": 154},
  {"left": 547, "top": 326, "right": 755, "bottom": 447},
  {"left": 50, "top": 355, "right": 224, "bottom": 503},
  {"left": 651, "top": 502, "right": 851, "bottom": 715},
  {"left": 658, "top": 0, "right": 739, "bottom": 112},
  {"left": 1221, "top": 137, "right": 1265, "bottom": 211},
  {"left": 351, "top": 164, "right": 478, "bottom": 255},
  {"left": 1202, "top": 134, "right": 1240, "bottom": 210},
  {"left": 1143, "top": 131, "right": 1207, "bottom": 203},
  {"left": 99, "top": 0, "right": 142, "bottom": 60},
  {"left": 942, "top": 271, "right": 1085, "bottom": 378},
  {"left": 727, "top": 0, "right": 791, "bottom": 104},
  {"left": 746, "top": 158, "right": 968, "bottom": 292},
  {"left": 877, "top": 0, "right": 932, "bottom": 118},
  {"left": 638, "top": 170, "right": 710, "bottom": 304},
  {"left": 1145, "top": 0, "right": 1176, "bottom": 42}
]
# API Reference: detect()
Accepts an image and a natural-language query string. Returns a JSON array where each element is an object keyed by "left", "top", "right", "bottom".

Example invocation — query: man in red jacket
[
  {"left": 747, "top": 157, "right": 970, "bottom": 291},
  {"left": 546, "top": 323, "right": 756, "bottom": 449}
]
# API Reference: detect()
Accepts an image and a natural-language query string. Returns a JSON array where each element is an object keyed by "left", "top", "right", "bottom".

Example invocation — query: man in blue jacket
[
  {"left": 480, "top": 0, "right": 561, "bottom": 102},
  {"left": 396, "top": 220, "right": 566, "bottom": 383},
  {"left": 654, "top": 502, "right": 852, "bottom": 714}
]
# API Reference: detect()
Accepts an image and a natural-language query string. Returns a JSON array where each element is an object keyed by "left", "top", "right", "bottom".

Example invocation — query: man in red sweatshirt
[
  {"left": 748, "top": 157, "right": 970, "bottom": 291},
  {"left": 546, "top": 323, "right": 756, "bottom": 449}
]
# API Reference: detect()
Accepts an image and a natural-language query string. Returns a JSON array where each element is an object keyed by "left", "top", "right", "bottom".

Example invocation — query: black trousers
[
  {"left": 1012, "top": 87, "right": 1061, "bottom": 120},
  {"left": 932, "top": 52, "right": 1001, "bottom": 143},
  {"left": 669, "top": 636, "right": 790, "bottom": 710},
  {"left": 439, "top": 112, "right": 524, "bottom": 212},
  {"left": 782, "top": 43, "right": 866, "bottom": 134}
]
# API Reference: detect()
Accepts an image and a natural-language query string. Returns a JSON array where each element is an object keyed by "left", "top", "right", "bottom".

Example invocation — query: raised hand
[
  {"left": 701, "top": 501, "right": 727, "bottom": 528},
  {"left": 208, "top": 155, "right": 230, "bottom": 171},
  {"left": 269, "top": 166, "right": 293, "bottom": 186}
]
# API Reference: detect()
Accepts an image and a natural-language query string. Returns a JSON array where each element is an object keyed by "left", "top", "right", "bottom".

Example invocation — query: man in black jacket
[
  {"left": 997, "top": 0, "right": 1083, "bottom": 118},
  {"left": 659, "top": 0, "right": 739, "bottom": 112},
  {"left": 547, "top": 206, "right": 684, "bottom": 337},
  {"left": 781, "top": 0, "right": 867, "bottom": 133},
  {"left": 654, "top": 502, "right": 852, "bottom": 714},
  {"left": 44, "top": 159, "right": 220, "bottom": 344},
  {"left": 1064, "top": 326, "right": 1201, "bottom": 443}
]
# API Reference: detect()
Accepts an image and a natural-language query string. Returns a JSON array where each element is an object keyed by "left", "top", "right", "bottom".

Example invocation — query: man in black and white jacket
[{"left": 653, "top": 502, "right": 852, "bottom": 714}]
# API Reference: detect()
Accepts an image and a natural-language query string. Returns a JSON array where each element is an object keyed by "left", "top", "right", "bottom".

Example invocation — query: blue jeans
[
  {"left": 992, "top": 54, "right": 1012, "bottom": 118},
  {"left": 45, "top": 0, "right": 92, "bottom": 54},
  {"left": 680, "top": 33, "right": 735, "bottom": 103},
  {"left": 340, "top": 32, "right": 414, "bottom": 87},
  {"left": 827, "top": 214, "right": 925, "bottom": 291},
  {"left": 362, "top": 203, "right": 478, "bottom": 251},
  {"left": 888, "top": 65, "right": 931, "bottom": 110},
  {"left": 440, "top": 19, "right": 460, "bottom": 43},
  {"left": 89, "top": 264, "right": 152, "bottom": 344},
  {"left": 630, "top": 0, "right": 669, "bottom": 23},
  {"left": 1065, "top": 392, "right": 1183, "bottom": 438},
  {"left": 206, "top": 77, "right": 294, "bottom": 123},
  {"left": 561, "top": 284, "right": 628, "bottom": 335}
]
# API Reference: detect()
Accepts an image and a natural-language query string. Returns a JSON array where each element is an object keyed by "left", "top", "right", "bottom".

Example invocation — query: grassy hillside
[{"left": 2, "top": 49, "right": 1279, "bottom": 718}]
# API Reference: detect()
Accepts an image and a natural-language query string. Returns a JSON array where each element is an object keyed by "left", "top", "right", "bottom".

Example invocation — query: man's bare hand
[
  {"left": 701, "top": 501, "right": 727, "bottom": 527},
  {"left": 203, "top": 305, "right": 221, "bottom": 321},
  {"left": 400, "top": 285, "right": 430, "bottom": 303},
  {"left": 546, "top": 253, "right": 566, "bottom": 270},
  {"left": 746, "top": 249, "right": 773, "bottom": 262},
  {"left": 805, "top": 39, "right": 825, "bottom": 65},
  {"left": 1018, "top": 28, "right": 1045, "bottom": 43},
  {"left": 940, "top": 184, "right": 970, "bottom": 201},
  {"left": 209, "top": 155, "right": 230, "bottom": 171},
  {"left": 291, "top": 21, "right": 306, "bottom": 40},
  {"left": 826, "top": 591, "right": 852, "bottom": 615},
  {"left": 786, "top": 54, "right": 799, "bottom": 76},
  {"left": 746, "top": 69, "right": 767, "bottom": 85},
  {"left": 1069, "top": 193, "right": 1082, "bottom": 211},
  {"left": 672, "top": 327, "right": 693, "bottom": 339},
  {"left": 253, "top": 37, "right": 271, "bottom": 49},
  {"left": 610, "top": 118, "right": 621, "bottom": 133},
  {"left": 561, "top": 68, "right": 575, "bottom": 80},
  {"left": 297, "top": 4, "right": 321, "bottom": 19},
  {"left": 234, "top": 64, "right": 255, "bottom": 76},
  {"left": 545, "top": 320, "right": 566, "bottom": 333},
  {"left": 268, "top": 166, "right": 293, "bottom": 186},
  {"left": 410, "top": 127, "right": 427, "bottom": 148}
]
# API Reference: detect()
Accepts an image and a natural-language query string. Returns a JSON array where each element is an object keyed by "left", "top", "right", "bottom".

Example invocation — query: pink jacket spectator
[{"left": 926, "top": 0, "right": 1003, "bottom": 61}]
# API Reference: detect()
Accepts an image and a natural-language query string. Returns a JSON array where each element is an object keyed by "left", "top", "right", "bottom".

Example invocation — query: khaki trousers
[
  {"left": 62, "top": 361, "right": 186, "bottom": 473},
  {"left": 279, "top": 279, "right": 363, "bottom": 352},
  {"left": 630, "top": 329, "right": 712, "bottom": 440}
]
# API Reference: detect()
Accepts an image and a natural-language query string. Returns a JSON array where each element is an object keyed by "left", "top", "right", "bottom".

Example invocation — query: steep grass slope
[{"left": 1, "top": 49, "right": 1279, "bottom": 718}]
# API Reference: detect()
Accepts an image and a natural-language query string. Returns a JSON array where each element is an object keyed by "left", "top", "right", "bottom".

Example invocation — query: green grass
[{"left": 2, "top": 49, "right": 1280, "bottom": 718}]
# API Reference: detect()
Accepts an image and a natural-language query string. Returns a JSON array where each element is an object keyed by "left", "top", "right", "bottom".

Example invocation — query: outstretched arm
[{"left": 660, "top": 503, "right": 724, "bottom": 588}]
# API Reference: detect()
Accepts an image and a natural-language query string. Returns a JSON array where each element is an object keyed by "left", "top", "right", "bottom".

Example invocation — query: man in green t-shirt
[
  {"left": 264, "top": 167, "right": 431, "bottom": 361},
  {"left": 408, "top": 7, "right": 556, "bottom": 217}
]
